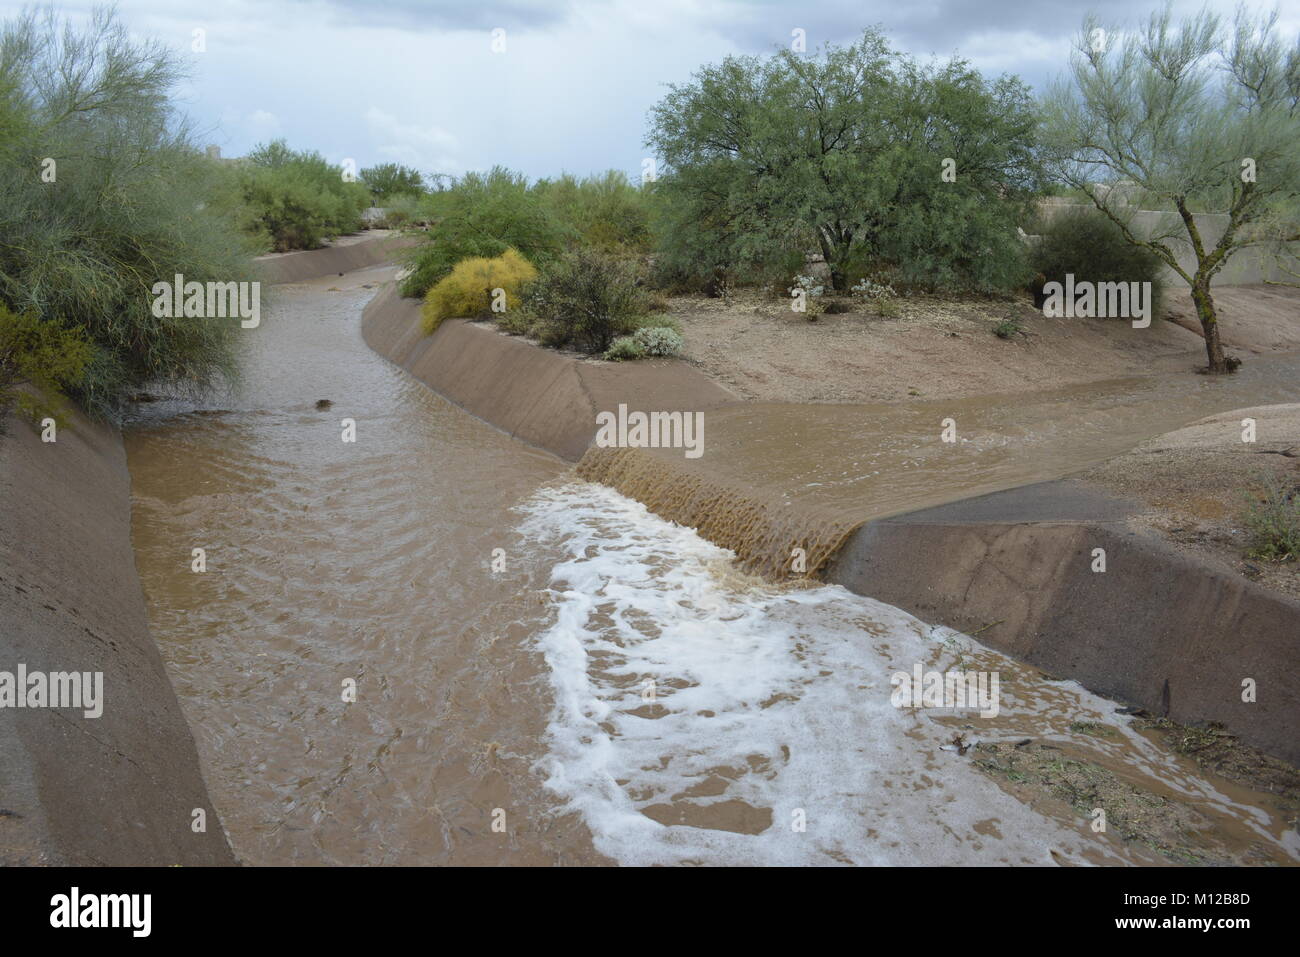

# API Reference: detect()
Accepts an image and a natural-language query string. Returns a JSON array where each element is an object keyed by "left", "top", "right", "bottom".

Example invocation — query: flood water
[{"left": 124, "top": 268, "right": 1299, "bottom": 866}]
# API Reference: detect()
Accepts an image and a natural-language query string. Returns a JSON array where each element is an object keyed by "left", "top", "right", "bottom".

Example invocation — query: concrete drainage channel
[
  {"left": 0, "top": 235, "right": 413, "bottom": 865},
  {"left": 360, "top": 268, "right": 1300, "bottom": 769},
  {"left": 4, "top": 234, "right": 1292, "bottom": 866}
]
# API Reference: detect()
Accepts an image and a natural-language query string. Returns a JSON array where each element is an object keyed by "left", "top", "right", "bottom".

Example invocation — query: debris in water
[
  {"left": 315, "top": 399, "right": 333, "bottom": 410},
  {"left": 940, "top": 734, "right": 972, "bottom": 756}
]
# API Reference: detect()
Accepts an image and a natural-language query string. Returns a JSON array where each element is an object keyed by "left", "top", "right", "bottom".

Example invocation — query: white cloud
[{"left": 364, "top": 108, "right": 462, "bottom": 175}]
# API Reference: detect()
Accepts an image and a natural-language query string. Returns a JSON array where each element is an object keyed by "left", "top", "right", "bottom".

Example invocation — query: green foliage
[
  {"left": 374, "top": 192, "right": 426, "bottom": 228},
  {"left": 399, "top": 167, "right": 565, "bottom": 298},
  {"left": 523, "top": 249, "right": 653, "bottom": 354},
  {"left": 534, "top": 171, "right": 655, "bottom": 252},
  {"left": 232, "top": 139, "right": 369, "bottom": 251},
  {"left": 360, "top": 162, "right": 424, "bottom": 203},
  {"left": 604, "top": 336, "right": 646, "bottom": 361},
  {"left": 0, "top": 304, "right": 93, "bottom": 428},
  {"left": 0, "top": 7, "right": 257, "bottom": 419},
  {"left": 1243, "top": 474, "right": 1300, "bottom": 562},
  {"left": 1040, "top": 6, "right": 1300, "bottom": 370},
  {"left": 1031, "top": 208, "right": 1166, "bottom": 317},
  {"left": 421, "top": 248, "right": 538, "bottom": 334},
  {"left": 647, "top": 29, "right": 1041, "bottom": 292},
  {"left": 992, "top": 318, "right": 1023, "bottom": 339},
  {"left": 400, "top": 167, "right": 660, "bottom": 298}
]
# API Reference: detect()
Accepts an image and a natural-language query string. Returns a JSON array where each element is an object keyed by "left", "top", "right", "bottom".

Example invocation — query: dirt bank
[
  {"left": 672, "top": 284, "right": 1300, "bottom": 404},
  {"left": 1076, "top": 404, "right": 1300, "bottom": 600},
  {"left": 0, "top": 410, "right": 236, "bottom": 865}
]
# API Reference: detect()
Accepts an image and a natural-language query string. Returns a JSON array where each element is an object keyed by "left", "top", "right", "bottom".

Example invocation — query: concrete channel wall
[{"left": 0, "top": 410, "right": 236, "bottom": 865}]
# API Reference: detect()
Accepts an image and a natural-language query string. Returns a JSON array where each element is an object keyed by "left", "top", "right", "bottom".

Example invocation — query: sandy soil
[
  {"left": 671, "top": 284, "right": 1300, "bottom": 404},
  {"left": 1076, "top": 404, "right": 1300, "bottom": 600}
]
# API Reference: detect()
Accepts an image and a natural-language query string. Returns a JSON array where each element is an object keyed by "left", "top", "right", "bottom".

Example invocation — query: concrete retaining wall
[
  {"left": 827, "top": 480, "right": 1300, "bottom": 764},
  {"left": 0, "top": 411, "right": 236, "bottom": 865}
]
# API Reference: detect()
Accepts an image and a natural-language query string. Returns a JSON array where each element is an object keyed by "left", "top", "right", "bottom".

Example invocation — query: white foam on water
[{"left": 519, "top": 480, "right": 1136, "bottom": 867}]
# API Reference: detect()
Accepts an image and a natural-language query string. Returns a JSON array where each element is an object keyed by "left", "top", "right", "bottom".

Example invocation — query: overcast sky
[{"left": 5, "top": 0, "right": 1297, "bottom": 180}]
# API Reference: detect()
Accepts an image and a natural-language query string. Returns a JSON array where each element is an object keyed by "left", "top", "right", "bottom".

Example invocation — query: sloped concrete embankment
[
  {"left": 258, "top": 232, "right": 420, "bottom": 285},
  {"left": 360, "top": 283, "right": 735, "bottom": 461},
  {"left": 360, "top": 281, "right": 1299, "bottom": 765},
  {"left": 825, "top": 480, "right": 1300, "bottom": 764},
  {"left": 0, "top": 410, "right": 236, "bottom": 865}
]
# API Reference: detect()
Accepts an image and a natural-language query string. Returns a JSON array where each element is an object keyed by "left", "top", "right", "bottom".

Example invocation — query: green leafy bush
[
  {"left": 234, "top": 140, "right": 370, "bottom": 251},
  {"left": 1030, "top": 207, "right": 1166, "bottom": 317},
  {"left": 0, "top": 8, "right": 258, "bottom": 419},
  {"left": 0, "top": 305, "right": 93, "bottom": 428},
  {"left": 993, "top": 318, "right": 1024, "bottom": 339},
  {"left": 399, "top": 167, "right": 565, "bottom": 298},
  {"left": 605, "top": 336, "right": 647, "bottom": 360},
  {"left": 534, "top": 171, "right": 655, "bottom": 253},
  {"left": 1243, "top": 475, "right": 1300, "bottom": 562},
  {"left": 360, "top": 163, "right": 424, "bottom": 203},
  {"left": 522, "top": 250, "right": 653, "bottom": 354}
]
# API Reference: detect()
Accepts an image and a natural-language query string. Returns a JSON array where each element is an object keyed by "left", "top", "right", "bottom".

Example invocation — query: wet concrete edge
[
  {"left": 0, "top": 408, "right": 237, "bottom": 865},
  {"left": 825, "top": 480, "right": 1300, "bottom": 764}
]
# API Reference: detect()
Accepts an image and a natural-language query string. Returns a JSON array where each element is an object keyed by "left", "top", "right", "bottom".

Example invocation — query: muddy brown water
[{"left": 124, "top": 270, "right": 1299, "bottom": 865}]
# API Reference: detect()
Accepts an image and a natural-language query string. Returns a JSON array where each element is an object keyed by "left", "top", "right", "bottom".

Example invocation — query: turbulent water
[{"left": 124, "top": 270, "right": 1298, "bottom": 866}]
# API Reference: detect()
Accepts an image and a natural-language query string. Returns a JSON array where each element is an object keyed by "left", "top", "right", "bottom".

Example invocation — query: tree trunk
[{"left": 1190, "top": 278, "right": 1231, "bottom": 374}]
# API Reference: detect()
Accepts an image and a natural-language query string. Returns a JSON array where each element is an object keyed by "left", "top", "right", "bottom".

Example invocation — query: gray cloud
[{"left": 0, "top": 0, "right": 1285, "bottom": 179}]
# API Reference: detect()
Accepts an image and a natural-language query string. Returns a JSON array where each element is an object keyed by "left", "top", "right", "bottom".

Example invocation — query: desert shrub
[
  {"left": 1243, "top": 475, "right": 1300, "bottom": 562},
  {"left": 360, "top": 163, "right": 424, "bottom": 204},
  {"left": 790, "top": 274, "right": 826, "bottom": 319},
  {"left": 535, "top": 171, "right": 655, "bottom": 253},
  {"left": 498, "top": 309, "right": 534, "bottom": 336},
  {"left": 400, "top": 168, "right": 565, "bottom": 298},
  {"left": 1030, "top": 207, "right": 1166, "bottom": 317},
  {"left": 0, "top": 8, "right": 258, "bottom": 419},
  {"left": 632, "top": 326, "right": 684, "bottom": 357},
  {"left": 0, "top": 305, "right": 93, "bottom": 428},
  {"left": 421, "top": 249, "right": 538, "bottom": 334},
  {"left": 850, "top": 277, "right": 897, "bottom": 302},
  {"left": 532, "top": 318, "right": 571, "bottom": 349},
  {"left": 234, "top": 140, "right": 369, "bottom": 251},
  {"left": 376, "top": 192, "right": 426, "bottom": 229},
  {"left": 993, "top": 318, "right": 1024, "bottom": 339},
  {"left": 629, "top": 313, "right": 683, "bottom": 336},
  {"left": 525, "top": 250, "right": 652, "bottom": 354},
  {"left": 605, "top": 336, "right": 647, "bottom": 361}
]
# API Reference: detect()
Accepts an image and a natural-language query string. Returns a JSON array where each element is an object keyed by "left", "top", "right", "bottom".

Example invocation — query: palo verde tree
[
  {"left": 0, "top": 6, "right": 258, "bottom": 418},
  {"left": 1041, "top": 4, "right": 1300, "bottom": 373},
  {"left": 646, "top": 28, "right": 1041, "bottom": 292}
]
